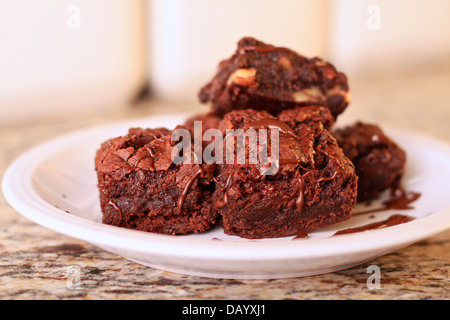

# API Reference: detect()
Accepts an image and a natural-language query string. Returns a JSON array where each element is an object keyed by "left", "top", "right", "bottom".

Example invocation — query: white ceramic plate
[{"left": 3, "top": 114, "right": 450, "bottom": 279}]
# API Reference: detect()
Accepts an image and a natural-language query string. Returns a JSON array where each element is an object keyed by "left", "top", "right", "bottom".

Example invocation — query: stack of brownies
[{"left": 95, "top": 37, "right": 406, "bottom": 239}]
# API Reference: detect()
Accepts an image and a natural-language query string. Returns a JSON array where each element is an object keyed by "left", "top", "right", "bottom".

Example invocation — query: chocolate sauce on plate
[
  {"left": 333, "top": 214, "right": 414, "bottom": 236},
  {"left": 293, "top": 231, "right": 309, "bottom": 239},
  {"left": 383, "top": 187, "right": 421, "bottom": 210},
  {"left": 353, "top": 187, "right": 421, "bottom": 215}
]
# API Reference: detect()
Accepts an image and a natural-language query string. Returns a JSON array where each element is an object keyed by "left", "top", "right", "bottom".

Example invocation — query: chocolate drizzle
[
  {"left": 295, "top": 176, "right": 306, "bottom": 213},
  {"left": 333, "top": 214, "right": 414, "bottom": 236},
  {"left": 318, "top": 146, "right": 345, "bottom": 171},
  {"left": 244, "top": 118, "right": 296, "bottom": 164},
  {"left": 316, "top": 170, "right": 338, "bottom": 184},
  {"left": 214, "top": 192, "right": 229, "bottom": 209},
  {"left": 108, "top": 200, "right": 122, "bottom": 221},
  {"left": 132, "top": 145, "right": 156, "bottom": 170},
  {"left": 353, "top": 186, "right": 421, "bottom": 215},
  {"left": 243, "top": 118, "right": 296, "bottom": 135},
  {"left": 214, "top": 174, "right": 233, "bottom": 209},
  {"left": 243, "top": 118, "right": 303, "bottom": 169},
  {"left": 295, "top": 171, "right": 316, "bottom": 213},
  {"left": 177, "top": 168, "right": 203, "bottom": 214},
  {"left": 242, "top": 118, "right": 345, "bottom": 215}
]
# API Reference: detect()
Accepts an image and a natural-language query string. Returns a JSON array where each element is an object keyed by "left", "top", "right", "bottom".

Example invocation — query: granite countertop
[{"left": 1, "top": 70, "right": 449, "bottom": 300}]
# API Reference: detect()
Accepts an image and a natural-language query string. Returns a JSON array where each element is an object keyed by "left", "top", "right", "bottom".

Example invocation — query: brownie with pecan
[{"left": 198, "top": 37, "right": 351, "bottom": 119}]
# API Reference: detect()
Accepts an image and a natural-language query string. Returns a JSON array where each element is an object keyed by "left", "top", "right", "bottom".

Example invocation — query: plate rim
[{"left": 3, "top": 114, "right": 450, "bottom": 262}]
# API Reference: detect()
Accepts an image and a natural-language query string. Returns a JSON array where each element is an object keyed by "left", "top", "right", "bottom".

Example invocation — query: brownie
[
  {"left": 212, "top": 107, "right": 357, "bottom": 239},
  {"left": 95, "top": 127, "right": 218, "bottom": 235},
  {"left": 198, "top": 37, "right": 350, "bottom": 118},
  {"left": 334, "top": 122, "right": 407, "bottom": 202}
]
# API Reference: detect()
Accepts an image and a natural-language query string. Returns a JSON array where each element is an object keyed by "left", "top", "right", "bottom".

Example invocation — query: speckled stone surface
[{"left": 1, "top": 70, "right": 449, "bottom": 300}]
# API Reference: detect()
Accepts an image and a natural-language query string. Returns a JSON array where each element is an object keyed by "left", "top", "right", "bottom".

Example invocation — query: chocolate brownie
[
  {"left": 212, "top": 107, "right": 357, "bottom": 239},
  {"left": 95, "top": 127, "right": 217, "bottom": 235},
  {"left": 198, "top": 37, "right": 350, "bottom": 118},
  {"left": 334, "top": 122, "right": 407, "bottom": 202}
]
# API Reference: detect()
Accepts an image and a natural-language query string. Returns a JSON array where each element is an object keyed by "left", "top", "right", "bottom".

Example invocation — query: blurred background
[{"left": 1, "top": 0, "right": 449, "bottom": 139}]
